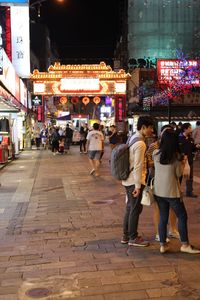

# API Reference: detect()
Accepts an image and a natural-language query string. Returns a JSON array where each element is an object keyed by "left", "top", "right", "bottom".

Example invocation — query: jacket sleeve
[{"left": 133, "top": 141, "right": 146, "bottom": 189}]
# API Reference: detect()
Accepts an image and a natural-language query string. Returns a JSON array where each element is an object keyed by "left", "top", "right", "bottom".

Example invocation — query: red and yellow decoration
[
  {"left": 59, "top": 96, "right": 68, "bottom": 104},
  {"left": 93, "top": 96, "right": 101, "bottom": 105},
  {"left": 82, "top": 96, "right": 90, "bottom": 105}
]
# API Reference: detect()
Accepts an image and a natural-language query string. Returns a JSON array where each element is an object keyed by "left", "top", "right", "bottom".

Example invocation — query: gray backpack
[{"left": 110, "top": 136, "right": 142, "bottom": 180}]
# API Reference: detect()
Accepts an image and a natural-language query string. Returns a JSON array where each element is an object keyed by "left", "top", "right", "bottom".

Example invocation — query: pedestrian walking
[
  {"left": 192, "top": 121, "right": 200, "bottom": 160},
  {"left": 86, "top": 122, "right": 104, "bottom": 177},
  {"left": 34, "top": 127, "right": 41, "bottom": 150},
  {"left": 179, "top": 123, "right": 200, "bottom": 198},
  {"left": 79, "top": 126, "right": 87, "bottom": 153},
  {"left": 40, "top": 125, "right": 48, "bottom": 149},
  {"left": 153, "top": 128, "right": 200, "bottom": 254},
  {"left": 51, "top": 127, "right": 60, "bottom": 155},
  {"left": 121, "top": 115, "right": 154, "bottom": 247},
  {"left": 64, "top": 124, "right": 73, "bottom": 153}
]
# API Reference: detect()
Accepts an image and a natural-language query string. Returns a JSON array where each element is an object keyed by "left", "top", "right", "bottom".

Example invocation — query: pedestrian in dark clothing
[
  {"left": 51, "top": 127, "right": 60, "bottom": 155},
  {"left": 65, "top": 124, "right": 73, "bottom": 153},
  {"left": 79, "top": 126, "right": 87, "bottom": 153},
  {"left": 179, "top": 122, "right": 200, "bottom": 198}
]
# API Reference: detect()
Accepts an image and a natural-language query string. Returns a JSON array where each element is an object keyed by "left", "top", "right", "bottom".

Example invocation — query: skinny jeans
[{"left": 155, "top": 195, "right": 189, "bottom": 244}]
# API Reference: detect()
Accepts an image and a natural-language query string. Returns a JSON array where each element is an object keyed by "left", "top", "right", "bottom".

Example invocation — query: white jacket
[{"left": 122, "top": 131, "right": 146, "bottom": 188}]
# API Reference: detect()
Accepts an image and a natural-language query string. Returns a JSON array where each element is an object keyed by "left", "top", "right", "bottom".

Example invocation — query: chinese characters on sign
[
  {"left": 157, "top": 59, "right": 200, "bottom": 86},
  {"left": 115, "top": 96, "right": 126, "bottom": 122},
  {"left": 10, "top": 6, "right": 30, "bottom": 78}
]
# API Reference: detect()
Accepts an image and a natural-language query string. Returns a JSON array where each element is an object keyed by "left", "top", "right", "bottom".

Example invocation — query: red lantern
[
  {"left": 71, "top": 97, "right": 79, "bottom": 105},
  {"left": 82, "top": 97, "right": 90, "bottom": 105},
  {"left": 60, "top": 96, "right": 68, "bottom": 104},
  {"left": 93, "top": 96, "right": 101, "bottom": 105}
]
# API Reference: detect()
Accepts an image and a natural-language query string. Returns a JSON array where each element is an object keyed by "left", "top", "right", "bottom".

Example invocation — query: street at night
[
  {"left": 0, "top": 0, "right": 200, "bottom": 299},
  {"left": 0, "top": 146, "right": 200, "bottom": 299}
]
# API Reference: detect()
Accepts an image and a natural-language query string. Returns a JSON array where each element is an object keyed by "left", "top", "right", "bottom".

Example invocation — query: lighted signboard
[
  {"left": 34, "top": 83, "right": 45, "bottom": 94},
  {"left": 32, "top": 95, "right": 42, "bottom": 106},
  {"left": 10, "top": 6, "right": 30, "bottom": 78},
  {"left": 0, "top": 49, "right": 20, "bottom": 100},
  {"left": 0, "top": 0, "right": 28, "bottom": 3},
  {"left": 60, "top": 78, "right": 100, "bottom": 91},
  {"left": 157, "top": 59, "right": 200, "bottom": 86},
  {"left": 115, "top": 82, "right": 126, "bottom": 93}
]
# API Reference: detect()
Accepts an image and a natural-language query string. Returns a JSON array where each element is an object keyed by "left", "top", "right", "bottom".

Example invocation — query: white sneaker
[
  {"left": 180, "top": 245, "right": 200, "bottom": 254},
  {"left": 160, "top": 245, "right": 170, "bottom": 254}
]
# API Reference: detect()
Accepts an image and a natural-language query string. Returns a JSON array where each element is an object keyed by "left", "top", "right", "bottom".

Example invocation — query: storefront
[
  {"left": 30, "top": 62, "right": 131, "bottom": 132},
  {"left": 0, "top": 49, "right": 27, "bottom": 162}
]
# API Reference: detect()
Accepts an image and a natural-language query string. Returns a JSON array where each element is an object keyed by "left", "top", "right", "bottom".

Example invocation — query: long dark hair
[{"left": 159, "top": 129, "right": 182, "bottom": 164}]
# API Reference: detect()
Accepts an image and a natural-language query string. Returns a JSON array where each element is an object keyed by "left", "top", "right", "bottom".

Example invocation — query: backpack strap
[
  {"left": 128, "top": 136, "right": 143, "bottom": 148},
  {"left": 128, "top": 135, "right": 143, "bottom": 173}
]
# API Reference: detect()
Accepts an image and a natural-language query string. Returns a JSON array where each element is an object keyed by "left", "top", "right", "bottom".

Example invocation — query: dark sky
[{"left": 34, "top": 0, "right": 121, "bottom": 65}]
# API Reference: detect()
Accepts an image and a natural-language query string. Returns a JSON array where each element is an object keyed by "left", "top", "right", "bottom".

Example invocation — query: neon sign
[
  {"left": 60, "top": 78, "right": 100, "bottom": 91},
  {"left": 157, "top": 59, "right": 200, "bottom": 86}
]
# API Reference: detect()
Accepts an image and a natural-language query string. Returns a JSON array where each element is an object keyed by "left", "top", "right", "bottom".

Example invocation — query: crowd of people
[
  {"left": 121, "top": 117, "right": 200, "bottom": 255},
  {"left": 31, "top": 118, "right": 200, "bottom": 255},
  {"left": 32, "top": 123, "right": 89, "bottom": 155}
]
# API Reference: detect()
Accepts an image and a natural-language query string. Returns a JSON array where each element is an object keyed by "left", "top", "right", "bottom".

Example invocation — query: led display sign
[
  {"left": 0, "top": 0, "right": 28, "bottom": 3},
  {"left": 157, "top": 59, "right": 200, "bottom": 86}
]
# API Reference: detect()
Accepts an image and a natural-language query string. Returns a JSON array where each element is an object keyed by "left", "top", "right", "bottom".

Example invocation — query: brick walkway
[{"left": 0, "top": 146, "right": 200, "bottom": 300}]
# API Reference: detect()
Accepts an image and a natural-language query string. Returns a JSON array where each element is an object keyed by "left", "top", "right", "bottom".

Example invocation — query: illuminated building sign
[
  {"left": 32, "top": 95, "right": 42, "bottom": 106},
  {"left": 34, "top": 83, "right": 45, "bottom": 94},
  {"left": 0, "top": 49, "right": 20, "bottom": 100},
  {"left": 115, "top": 96, "right": 126, "bottom": 122},
  {"left": 61, "top": 78, "right": 100, "bottom": 91},
  {"left": 0, "top": 0, "right": 28, "bottom": 4},
  {"left": 157, "top": 59, "right": 200, "bottom": 86},
  {"left": 115, "top": 82, "right": 126, "bottom": 93},
  {"left": 31, "top": 62, "right": 131, "bottom": 96},
  {"left": 10, "top": 6, "right": 30, "bottom": 78}
]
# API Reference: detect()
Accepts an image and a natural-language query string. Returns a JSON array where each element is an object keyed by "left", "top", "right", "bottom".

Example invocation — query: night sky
[{"left": 33, "top": 0, "right": 121, "bottom": 65}]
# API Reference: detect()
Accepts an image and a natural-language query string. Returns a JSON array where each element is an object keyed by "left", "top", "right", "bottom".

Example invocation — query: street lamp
[{"left": 30, "top": 0, "right": 65, "bottom": 17}]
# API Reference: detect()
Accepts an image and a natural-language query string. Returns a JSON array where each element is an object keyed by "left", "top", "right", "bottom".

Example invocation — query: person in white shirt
[
  {"left": 121, "top": 116, "right": 154, "bottom": 247},
  {"left": 86, "top": 123, "right": 104, "bottom": 177}
]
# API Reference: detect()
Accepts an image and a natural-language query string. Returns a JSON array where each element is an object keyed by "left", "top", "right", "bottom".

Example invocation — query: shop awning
[{"left": 0, "top": 96, "right": 19, "bottom": 112}]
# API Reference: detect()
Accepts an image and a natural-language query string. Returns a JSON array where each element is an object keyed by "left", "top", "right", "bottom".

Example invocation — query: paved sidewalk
[{"left": 0, "top": 146, "right": 200, "bottom": 300}]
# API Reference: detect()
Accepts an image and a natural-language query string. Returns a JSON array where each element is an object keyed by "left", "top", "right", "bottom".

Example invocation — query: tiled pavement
[{"left": 0, "top": 146, "right": 200, "bottom": 300}]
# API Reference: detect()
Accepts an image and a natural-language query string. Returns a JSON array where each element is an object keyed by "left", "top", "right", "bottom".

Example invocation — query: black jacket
[{"left": 178, "top": 133, "right": 196, "bottom": 165}]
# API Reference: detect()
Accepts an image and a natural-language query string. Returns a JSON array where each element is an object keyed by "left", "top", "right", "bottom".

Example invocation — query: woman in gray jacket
[{"left": 153, "top": 129, "right": 200, "bottom": 254}]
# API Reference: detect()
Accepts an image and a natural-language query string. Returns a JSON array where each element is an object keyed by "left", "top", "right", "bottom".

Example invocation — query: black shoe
[{"left": 186, "top": 193, "right": 198, "bottom": 198}]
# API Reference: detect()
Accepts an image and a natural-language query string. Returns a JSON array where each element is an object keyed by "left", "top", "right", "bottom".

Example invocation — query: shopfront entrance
[{"left": 30, "top": 61, "right": 131, "bottom": 131}]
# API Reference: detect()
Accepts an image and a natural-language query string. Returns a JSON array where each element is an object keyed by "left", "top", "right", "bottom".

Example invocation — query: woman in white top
[{"left": 153, "top": 129, "right": 200, "bottom": 254}]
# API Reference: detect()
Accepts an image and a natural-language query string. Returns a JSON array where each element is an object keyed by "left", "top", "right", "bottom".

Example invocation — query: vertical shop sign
[
  {"left": 10, "top": 6, "right": 30, "bottom": 78},
  {"left": 37, "top": 106, "right": 42, "bottom": 122},
  {"left": 115, "top": 95, "right": 126, "bottom": 122}
]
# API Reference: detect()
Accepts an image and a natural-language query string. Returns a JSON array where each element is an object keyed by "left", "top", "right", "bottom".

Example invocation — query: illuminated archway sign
[{"left": 30, "top": 61, "right": 131, "bottom": 123}]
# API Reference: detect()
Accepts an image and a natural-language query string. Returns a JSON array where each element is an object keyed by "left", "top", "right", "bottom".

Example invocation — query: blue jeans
[
  {"left": 123, "top": 185, "right": 144, "bottom": 240},
  {"left": 155, "top": 196, "right": 189, "bottom": 244}
]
